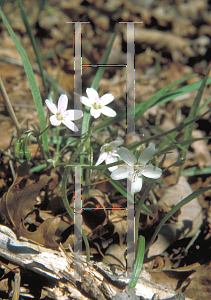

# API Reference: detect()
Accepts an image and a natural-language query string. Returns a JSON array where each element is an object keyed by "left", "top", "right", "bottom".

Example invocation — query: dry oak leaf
[
  {"left": 82, "top": 189, "right": 110, "bottom": 235},
  {"left": 191, "top": 129, "right": 211, "bottom": 169},
  {"left": 148, "top": 176, "right": 203, "bottom": 258},
  {"left": 0, "top": 176, "right": 51, "bottom": 229},
  {"left": 125, "top": 28, "right": 195, "bottom": 62},
  {"left": 0, "top": 176, "right": 63, "bottom": 248}
]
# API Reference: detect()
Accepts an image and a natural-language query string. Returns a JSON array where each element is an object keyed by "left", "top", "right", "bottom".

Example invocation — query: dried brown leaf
[
  {"left": 148, "top": 176, "right": 203, "bottom": 258},
  {"left": 191, "top": 130, "right": 211, "bottom": 168},
  {"left": 4, "top": 176, "right": 51, "bottom": 229},
  {"left": 0, "top": 176, "right": 67, "bottom": 248}
]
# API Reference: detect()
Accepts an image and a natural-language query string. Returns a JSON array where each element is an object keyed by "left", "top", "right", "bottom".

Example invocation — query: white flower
[
  {"left": 45, "top": 94, "right": 83, "bottom": 131},
  {"left": 111, "top": 144, "right": 162, "bottom": 193},
  {"left": 80, "top": 87, "right": 116, "bottom": 119},
  {"left": 95, "top": 139, "right": 124, "bottom": 172}
]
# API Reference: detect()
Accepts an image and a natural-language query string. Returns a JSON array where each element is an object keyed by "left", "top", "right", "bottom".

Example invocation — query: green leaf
[
  {"left": 24, "top": 148, "right": 31, "bottom": 162},
  {"left": 14, "top": 140, "right": 20, "bottom": 155},
  {"left": 181, "top": 68, "right": 210, "bottom": 160},
  {"left": 93, "top": 73, "right": 211, "bottom": 135},
  {"left": 158, "top": 70, "right": 211, "bottom": 153},
  {"left": 135, "top": 74, "right": 196, "bottom": 122},
  {"left": 163, "top": 76, "right": 211, "bottom": 103},
  {"left": 157, "top": 136, "right": 211, "bottom": 157},
  {"left": 16, "top": 0, "right": 47, "bottom": 97},
  {"left": 128, "top": 235, "right": 145, "bottom": 290},
  {"left": 91, "top": 25, "right": 120, "bottom": 91},
  {"left": 199, "top": 97, "right": 211, "bottom": 112},
  {"left": 81, "top": 25, "right": 120, "bottom": 138},
  {"left": 0, "top": 8, "right": 49, "bottom": 158},
  {"left": 19, "top": 145, "right": 24, "bottom": 159},
  {"left": 182, "top": 166, "right": 211, "bottom": 176},
  {"left": 126, "top": 108, "right": 211, "bottom": 153},
  {"left": 145, "top": 185, "right": 211, "bottom": 253},
  {"left": 93, "top": 74, "right": 195, "bottom": 133}
]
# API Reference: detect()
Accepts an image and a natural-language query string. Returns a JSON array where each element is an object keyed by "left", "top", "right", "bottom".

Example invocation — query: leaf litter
[{"left": 0, "top": 0, "right": 211, "bottom": 299}]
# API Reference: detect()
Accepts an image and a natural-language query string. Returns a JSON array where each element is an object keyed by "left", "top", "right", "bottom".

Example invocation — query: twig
[{"left": 0, "top": 77, "right": 21, "bottom": 137}]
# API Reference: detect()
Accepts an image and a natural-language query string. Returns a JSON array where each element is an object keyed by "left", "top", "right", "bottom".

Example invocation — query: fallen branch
[{"left": 0, "top": 225, "right": 192, "bottom": 300}]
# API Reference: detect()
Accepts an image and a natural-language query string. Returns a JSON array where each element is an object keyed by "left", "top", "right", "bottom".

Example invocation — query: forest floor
[{"left": 0, "top": 0, "right": 211, "bottom": 299}]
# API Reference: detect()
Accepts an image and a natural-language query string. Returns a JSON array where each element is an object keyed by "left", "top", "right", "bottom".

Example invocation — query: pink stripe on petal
[
  {"left": 58, "top": 94, "right": 68, "bottom": 112},
  {"left": 86, "top": 88, "right": 99, "bottom": 100},
  {"left": 111, "top": 139, "right": 124, "bottom": 147},
  {"left": 142, "top": 165, "right": 162, "bottom": 179},
  {"left": 65, "top": 110, "right": 83, "bottom": 120},
  {"left": 95, "top": 152, "right": 107, "bottom": 166},
  {"left": 100, "top": 93, "right": 114, "bottom": 105}
]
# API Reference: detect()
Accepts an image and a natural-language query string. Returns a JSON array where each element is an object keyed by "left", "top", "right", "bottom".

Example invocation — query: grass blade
[
  {"left": 175, "top": 68, "right": 211, "bottom": 180},
  {"left": 93, "top": 74, "right": 195, "bottom": 133},
  {"left": 126, "top": 107, "right": 211, "bottom": 153},
  {"left": 16, "top": 0, "right": 48, "bottom": 97},
  {"left": 157, "top": 136, "right": 211, "bottom": 157},
  {"left": 135, "top": 74, "right": 196, "bottom": 121},
  {"left": 81, "top": 25, "right": 120, "bottom": 138},
  {"left": 0, "top": 7, "right": 49, "bottom": 158},
  {"left": 128, "top": 235, "right": 145, "bottom": 290},
  {"left": 181, "top": 68, "right": 210, "bottom": 159},
  {"left": 92, "top": 25, "right": 120, "bottom": 90},
  {"left": 145, "top": 186, "right": 211, "bottom": 253},
  {"left": 182, "top": 166, "right": 211, "bottom": 176}
]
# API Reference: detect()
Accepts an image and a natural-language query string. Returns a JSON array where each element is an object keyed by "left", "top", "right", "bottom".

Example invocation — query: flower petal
[
  {"left": 101, "top": 106, "right": 116, "bottom": 117},
  {"left": 95, "top": 152, "right": 107, "bottom": 166},
  {"left": 140, "top": 165, "right": 162, "bottom": 179},
  {"left": 105, "top": 155, "right": 118, "bottom": 172},
  {"left": 133, "top": 175, "right": 143, "bottom": 193},
  {"left": 65, "top": 109, "right": 83, "bottom": 120},
  {"left": 138, "top": 144, "right": 156, "bottom": 165},
  {"left": 49, "top": 115, "right": 61, "bottom": 126},
  {"left": 118, "top": 147, "right": 136, "bottom": 166},
  {"left": 100, "top": 93, "right": 114, "bottom": 106},
  {"left": 100, "top": 143, "right": 109, "bottom": 152},
  {"left": 45, "top": 100, "right": 57, "bottom": 115},
  {"left": 62, "top": 119, "right": 79, "bottom": 131},
  {"left": 58, "top": 94, "right": 68, "bottom": 113},
  {"left": 90, "top": 107, "right": 101, "bottom": 118},
  {"left": 86, "top": 87, "right": 99, "bottom": 101},
  {"left": 111, "top": 166, "right": 133, "bottom": 180},
  {"left": 110, "top": 139, "right": 124, "bottom": 147},
  {"left": 80, "top": 96, "right": 92, "bottom": 107}
]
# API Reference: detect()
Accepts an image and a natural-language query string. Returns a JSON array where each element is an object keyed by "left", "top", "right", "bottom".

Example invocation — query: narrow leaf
[
  {"left": 145, "top": 186, "right": 211, "bottom": 253},
  {"left": 0, "top": 8, "right": 49, "bottom": 157},
  {"left": 94, "top": 74, "right": 195, "bottom": 133},
  {"left": 128, "top": 235, "right": 145, "bottom": 290},
  {"left": 181, "top": 68, "right": 210, "bottom": 160},
  {"left": 16, "top": 0, "right": 48, "bottom": 97}
]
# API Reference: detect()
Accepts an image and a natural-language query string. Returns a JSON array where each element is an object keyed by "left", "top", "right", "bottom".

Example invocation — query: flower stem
[
  {"left": 38, "top": 124, "right": 51, "bottom": 137},
  {"left": 61, "top": 135, "right": 90, "bottom": 261},
  {"left": 61, "top": 165, "right": 90, "bottom": 261},
  {"left": 135, "top": 180, "right": 155, "bottom": 253}
]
